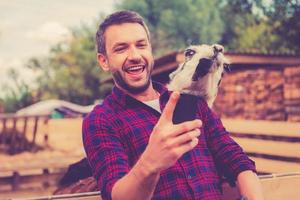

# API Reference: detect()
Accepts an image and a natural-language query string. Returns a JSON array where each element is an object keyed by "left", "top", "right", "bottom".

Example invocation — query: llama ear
[
  {"left": 212, "top": 44, "right": 224, "bottom": 53},
  {"left": 222, "top": 55, "right": 230, "bottom": 72}
]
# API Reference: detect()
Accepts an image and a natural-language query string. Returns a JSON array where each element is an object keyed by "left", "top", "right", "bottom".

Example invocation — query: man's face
[{"left": 99, "top": 23, "right": 154, "bottom": 94}]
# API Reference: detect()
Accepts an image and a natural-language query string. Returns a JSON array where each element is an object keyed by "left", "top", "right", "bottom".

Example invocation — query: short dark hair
[{"left": 96, "top": 10, "right": 151, "bottom": 55}]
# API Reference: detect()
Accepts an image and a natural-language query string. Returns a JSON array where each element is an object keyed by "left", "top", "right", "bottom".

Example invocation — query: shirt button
[{"left": 187, "top": 175, "right": 192, "bottom": 179}]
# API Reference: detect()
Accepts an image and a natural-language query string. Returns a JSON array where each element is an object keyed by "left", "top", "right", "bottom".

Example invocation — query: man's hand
[{"left": 141, "top": 91, "right": 202, "bottom": 174}]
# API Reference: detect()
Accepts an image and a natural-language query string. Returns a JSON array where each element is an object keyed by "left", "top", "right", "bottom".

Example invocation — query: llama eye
[
  {"left": 184, "top": 49, "right": 196, "bottom": 58},
  {"left": 224, "top": 63, "right": 231, "bottom": 72}
]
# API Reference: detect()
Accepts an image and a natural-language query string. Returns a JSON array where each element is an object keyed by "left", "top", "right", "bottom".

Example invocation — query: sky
[{"left": 0, "top": 0, "right": 116, "bottom": 95}]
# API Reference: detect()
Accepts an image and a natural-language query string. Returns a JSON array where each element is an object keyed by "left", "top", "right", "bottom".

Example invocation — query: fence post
[{"left": 12, "top": 171, "right": 20, "bottom": 191}]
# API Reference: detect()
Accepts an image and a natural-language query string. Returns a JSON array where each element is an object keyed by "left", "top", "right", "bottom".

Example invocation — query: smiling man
[
  {"left": 82, "top": 10, "right": 264, "bottom": 200},
  {"left": 97, "top": 21, "right": 154, "bottom": 97}
]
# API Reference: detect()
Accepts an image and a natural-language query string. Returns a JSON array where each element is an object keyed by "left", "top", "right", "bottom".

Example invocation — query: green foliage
[
  {"left": 1, "top": 69, "right": 34, "bottom": 112},
  {"left": 117, "top": 0, "right": 224, "bottom": 56},
  {"left": 232, "top": 21, "right": 280, "bottom": 53},
  {"left": 267, "top": 0, "right": 300, "bottom": 53},
  {"left": 220, "top": 0, "right": 276, "bottom": 53},
  {"left": 217, "top": 0, "right": 299, "bottom": 54},
  {"left": 118, "top": 0, "right": 300, "bottom": 55},
  {"left": 27, "top": 19, "right": 113, "bottom": 105}
]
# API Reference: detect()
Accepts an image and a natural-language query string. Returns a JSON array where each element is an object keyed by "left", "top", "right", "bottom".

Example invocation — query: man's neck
[
  {"left": 118, "top": 83, "right": 160, "bottom": 102},
  {"left": 131, "top": 87, "right": 159, "bottom": 102}
]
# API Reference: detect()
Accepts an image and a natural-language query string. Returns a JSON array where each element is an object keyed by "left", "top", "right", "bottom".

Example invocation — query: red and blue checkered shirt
[{"left": 82, "top": 82, "right": 256, "bottom": 200}]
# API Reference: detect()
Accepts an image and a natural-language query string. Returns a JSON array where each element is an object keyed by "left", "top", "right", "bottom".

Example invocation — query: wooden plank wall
[
  {"left": 214, "top": 65, "right": 300, "bottom": 122},
  {"left": 222, "top": 119, "right": 300, "bottom": 173},
  {"left": 284, "top": 66, "right": 300, "bottom": 121}
]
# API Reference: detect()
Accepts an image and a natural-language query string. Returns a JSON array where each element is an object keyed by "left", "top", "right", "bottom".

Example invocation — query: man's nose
[{"left": 128, "top": 47, "right": 142, "bottom": 61}]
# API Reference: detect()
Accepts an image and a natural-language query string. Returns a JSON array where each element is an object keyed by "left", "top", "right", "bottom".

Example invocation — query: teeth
[{"left": 127, "top": 65, "right": 144, "bottom": 71}]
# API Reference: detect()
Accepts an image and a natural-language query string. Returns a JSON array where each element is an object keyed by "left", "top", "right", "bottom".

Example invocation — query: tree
[
  {"left": 117, "top": 0, "right": 224, "bottom": 56},
  {"left": 27, "top": 17, "right": 113, "bottom": 105},
  {"left": 264, "top": 0, "right": 300, "bottom": 53},
  {"left": 118, "top": 0, "right": 300, "bottom": 54},
  {"left": 220, "top": 0, "right": 300, "bottom": 54},
  {"left": 220, "top": 0, "right": 269, "bottom": 53},
  {"left": 1, "top": 68, "right": 34, "bottom": 112}
]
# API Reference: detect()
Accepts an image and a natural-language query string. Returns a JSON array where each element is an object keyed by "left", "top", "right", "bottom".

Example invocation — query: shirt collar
[{"left": 111, "top": 81, "right": 170, "bottom": 108}]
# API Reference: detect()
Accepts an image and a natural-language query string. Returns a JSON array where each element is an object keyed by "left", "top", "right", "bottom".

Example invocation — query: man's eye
[
  {"left": 137, "top": 43, "right": 147, "bottom": 48},
  {"left": 185, "top": 49, "right": 196, "bottom": 57},
  {"left": 114, "top": 47, "right": 126, "bottom": 53}
]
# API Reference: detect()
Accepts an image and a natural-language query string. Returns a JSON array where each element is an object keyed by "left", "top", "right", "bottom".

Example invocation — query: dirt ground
[{"left": 0, "top": 118, "right": 85, "bottom": 199}]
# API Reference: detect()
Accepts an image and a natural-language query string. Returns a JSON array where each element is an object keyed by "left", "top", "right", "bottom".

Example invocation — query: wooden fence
[
  {"left": 0, "top": 114, "right": 50, "bottom": 154},
  {"left": 4, "top": 173, "right": 300, "bottom": 200},
  {"left": 0, "top": 116, "right": 83, "bottom": 194}
]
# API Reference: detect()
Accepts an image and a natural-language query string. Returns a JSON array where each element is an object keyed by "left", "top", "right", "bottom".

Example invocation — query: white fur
[{"left": 167, "top": 44, "right": 229, "bottom": 108}]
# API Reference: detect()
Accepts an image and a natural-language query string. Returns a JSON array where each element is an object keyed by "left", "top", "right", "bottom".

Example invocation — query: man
[{"left": 82, "top": 10, "right": 264, "bottom": 200}]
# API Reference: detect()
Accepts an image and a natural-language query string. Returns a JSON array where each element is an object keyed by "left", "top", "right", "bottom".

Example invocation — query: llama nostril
[
  {"left": 213, "top": 46, "right": 219, "bottom": 54},
  {"left": 213, "top": 46, "right": 223, "bottom": 60}
]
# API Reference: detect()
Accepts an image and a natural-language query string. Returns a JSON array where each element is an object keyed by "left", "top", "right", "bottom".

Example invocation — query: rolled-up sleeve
[
  {"left": 200, "top": 101, "right": 256, "bottom": 185},
  {"left": 82, "top": 112, "right": 129, "bottom": 200}
]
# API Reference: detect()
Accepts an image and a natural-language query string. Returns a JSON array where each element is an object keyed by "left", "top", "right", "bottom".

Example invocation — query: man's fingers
[
  {"left": 159, "top": 91, "right": 180, "bottom": 122},
  {"left": 171, "top": 129, "right": 201, "bottom": 146},
  {"left": 172, "top": 120, "right": 202, "bottom": 136},
  {"left": 175, "top": 138, "right": 199, "bottom": 156}
]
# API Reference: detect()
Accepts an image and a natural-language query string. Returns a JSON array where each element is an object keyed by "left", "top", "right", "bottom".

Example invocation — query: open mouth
[{"left": 124, "top": 65, "right": 146, "bottom": 75}]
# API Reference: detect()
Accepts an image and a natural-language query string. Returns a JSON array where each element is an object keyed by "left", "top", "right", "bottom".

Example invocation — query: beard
[{"left": 112, "top": 63, "right": 153, "bottom": 94}]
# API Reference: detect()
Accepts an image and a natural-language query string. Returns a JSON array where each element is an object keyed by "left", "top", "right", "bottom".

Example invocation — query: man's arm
[
  {"left": 237, "top": 170, "right": 264, "bottom": 200},
  {"left": 111, "top": 154, "right": 160, "bottom": 200},
  {"left": 111, "top": 92, "right": 202, "bottom": 200},
  {"left": 199, "top": 100, "right": 263, "bottom": 199}
]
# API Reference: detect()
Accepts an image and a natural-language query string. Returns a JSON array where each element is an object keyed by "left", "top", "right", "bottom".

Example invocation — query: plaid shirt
[{"left": 82, "top": 82, "right": 255, "bottom": 200}]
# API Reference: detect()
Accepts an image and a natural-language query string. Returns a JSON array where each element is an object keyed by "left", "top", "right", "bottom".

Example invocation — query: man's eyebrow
[
  {"left": 136, "top": 39, "right": 148, "bottom": 43},
  {"left": 112, "top": 39, "right": 148, "bottom": 50},
  {"left": 112, "top": 42, "right": 127, "bottom": 50}
]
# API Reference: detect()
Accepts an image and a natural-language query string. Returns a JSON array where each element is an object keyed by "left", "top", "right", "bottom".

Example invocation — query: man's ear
[{"left": 97, "top": 53, "right": 109, "bottom": 72}]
